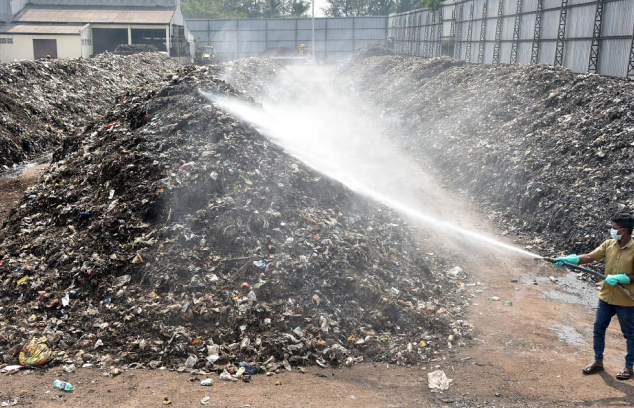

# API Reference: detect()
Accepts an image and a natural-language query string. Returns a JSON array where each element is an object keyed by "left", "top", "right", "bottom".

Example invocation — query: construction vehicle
[
  {"left": 259, "top": 44, "right": 311, "bottom": 65},
  {"left": 196, "top": 45, "right": 218, "bottom": 65}
]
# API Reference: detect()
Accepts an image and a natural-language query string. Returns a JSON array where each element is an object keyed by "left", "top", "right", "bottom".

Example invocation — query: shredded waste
[
  {"left": 341, "top": 53, "right": 634, "bottom": 271},
  {"left": 0, "top": 58, "right": 469, "bottom": 375},
  {"left": 0, "top": 53, "right": 179, "bottom": 171}
]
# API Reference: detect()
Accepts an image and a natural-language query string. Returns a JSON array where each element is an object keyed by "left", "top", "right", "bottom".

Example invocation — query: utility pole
[{"left": 312, "top": 0, "right": 315, "bottom": 62}]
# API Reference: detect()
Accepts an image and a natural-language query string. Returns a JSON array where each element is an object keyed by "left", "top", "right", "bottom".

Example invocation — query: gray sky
[{"left": 312, "top": 0, "right": 327, "bottom": 17}]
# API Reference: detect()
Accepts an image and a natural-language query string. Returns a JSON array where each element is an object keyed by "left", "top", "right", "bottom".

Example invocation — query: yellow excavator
[{"left": 259, "top": 44, "right": 311, "bottom": 65}]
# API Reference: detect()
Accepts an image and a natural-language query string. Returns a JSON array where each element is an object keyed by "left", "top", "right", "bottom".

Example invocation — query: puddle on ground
[
  {"left": 549, "top": 323, "right": 587, "bottom": 345},
  {"left": 521, "top": 271, "right": 599, "bottom": 309},
  {"left": 1, "top": 155, "right": 50, "bottom": 179}
]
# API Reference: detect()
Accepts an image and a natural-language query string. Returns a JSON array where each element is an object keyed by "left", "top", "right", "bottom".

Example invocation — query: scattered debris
[
  {"left": 0, "top": 53, "right": 179, "bottom": 171},
  {"left": 52, "top": 379, "right": 74, "bottom": 392},
  {"left": 428, "top": 369, "right": 452, "bottom": 390}
]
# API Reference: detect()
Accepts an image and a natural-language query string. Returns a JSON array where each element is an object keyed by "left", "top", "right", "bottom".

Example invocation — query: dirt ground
[
  {"left": 2, "top": 162, "right": 633, "bottom": 408},
  {"left": 0, "top": 164, "right": 48, "bottom": 223}
]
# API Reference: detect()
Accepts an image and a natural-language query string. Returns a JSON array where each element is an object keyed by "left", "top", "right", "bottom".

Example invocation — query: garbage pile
[
  {"left": 0, "top": 62, "right": 469, "bottom": 374},
  {"left": 114, "top": 44, "right": 160, "bottom": 55},
  {"left": 351, "top": 44, "right": 395, "bottom": 62},
  {"left": 0, "top": 53, "right": 179, "bottom": 170},
  {"left": 220, "top": 57, "right": 283, "bottom": 100},
  {"left": 341, "top": 56, "right": 634, "bottom": 260}
]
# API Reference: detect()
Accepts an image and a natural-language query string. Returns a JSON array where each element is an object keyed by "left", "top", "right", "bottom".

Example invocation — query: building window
[
  {"left": 0, "top": 38, "right": 13, "bottom": 44},
  {"left": 7, "top": 38, "right": 12, "bottom": 44}
]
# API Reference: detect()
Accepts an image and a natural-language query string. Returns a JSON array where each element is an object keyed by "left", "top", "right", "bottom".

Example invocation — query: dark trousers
[{"left": 593, "top": 299, "right": 634, "bottom": 367}]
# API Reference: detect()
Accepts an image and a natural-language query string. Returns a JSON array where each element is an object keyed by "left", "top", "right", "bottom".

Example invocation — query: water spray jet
[{"left": 201, "top": 71, "right": 544, "bottom": 262}]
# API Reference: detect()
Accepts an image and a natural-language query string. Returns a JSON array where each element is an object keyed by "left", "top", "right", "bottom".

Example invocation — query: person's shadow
[{"left": 574, "top": 371, "right": 634, "bottom": 406}]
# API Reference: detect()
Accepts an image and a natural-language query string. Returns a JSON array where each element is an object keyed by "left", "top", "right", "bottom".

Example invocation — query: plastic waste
[
  {"left": 239, "top": 361, "right": 258, "bottom": 375},
  {"left": 0, "top": 57, "right": 474, "bottom": 371},
  {"left": 185, "top": 355, "right": 197, "bottom": 368},
  {"left": 19, "top": 337, "right": 54, "bottom": 367},
  {"left": 53, "top": 379, "right": 74, "bottom": 392},
  {"left": 200, "top": 378, "right": 213, "bottom": 386},
  {"left": 0, "top": 365, "right": 22, "bottom": 373},
  {"left": 206, "top": 355, "right": 220, "bottom": 364},
  {"left": 219, "top": 369, "right": 232, "bottom": 381},
  {"left": 428, "top": 370, "right": 452, "bottom": 390}
]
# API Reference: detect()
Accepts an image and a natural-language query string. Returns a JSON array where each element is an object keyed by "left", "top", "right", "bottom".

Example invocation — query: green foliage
[
  {"left": 395, "top": 0, "right": 422, "bottom": 13},
  {"left": 289, "top": 0, "right": 310, "bottom": 16},
  {"left": 421, "top": 0, "right": 441, "bottom": 11},
  {"left": 181, "top": 0, "right": 310, "bottom": 19},
  {"left": 324, "top": 0, "right": 420, "bottom": 16}
]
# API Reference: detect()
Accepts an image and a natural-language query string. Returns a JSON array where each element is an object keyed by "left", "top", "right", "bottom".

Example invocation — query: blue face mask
[{"left": 611, "top": 228, "right": 622, "bottom": 240}]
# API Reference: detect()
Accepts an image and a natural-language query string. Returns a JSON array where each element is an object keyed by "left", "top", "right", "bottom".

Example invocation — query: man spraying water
[{"left": 550, "top": 213, "right": 634, "bottom": 380}]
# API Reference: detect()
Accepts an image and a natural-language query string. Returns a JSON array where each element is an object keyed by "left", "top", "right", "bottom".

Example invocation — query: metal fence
[
  {"left": 186, "top": 17, "right": 388, "bottom": 64},
  {"left": 389, "top": 0, "right": 634, "bottom": 78},
  {"left": 26, "top": 0, "right": 178, "bottom": 6}
]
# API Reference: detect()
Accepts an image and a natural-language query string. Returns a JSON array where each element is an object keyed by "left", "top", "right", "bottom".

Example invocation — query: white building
[{"left": 0, "top": 0, "right": 194, "bottom": 64}]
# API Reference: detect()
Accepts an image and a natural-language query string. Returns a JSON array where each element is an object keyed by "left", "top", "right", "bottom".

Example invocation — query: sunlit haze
[{"left": 202, "top": 66, "right": 540, "bottom": 259}]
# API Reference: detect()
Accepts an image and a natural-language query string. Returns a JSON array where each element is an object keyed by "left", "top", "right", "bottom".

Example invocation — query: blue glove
[
  {"left": 605, "top": 274, "right": 631, "bottom": 286},
  {"left": 553, "top": 255, "right": 579, "bottom": 267}
]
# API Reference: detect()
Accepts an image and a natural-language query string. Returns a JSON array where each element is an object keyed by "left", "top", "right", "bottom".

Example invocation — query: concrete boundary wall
[
  {"left": 389, "top": 0, "right": 634, "bottom": 78},
  {"left": 186, "top": 17, "right": 388, "bottom": 64}
]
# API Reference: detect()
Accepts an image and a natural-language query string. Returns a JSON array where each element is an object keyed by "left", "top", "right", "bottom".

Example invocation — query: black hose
[{"left": 559, "top": 262, "right": 634, "bottom": 303}]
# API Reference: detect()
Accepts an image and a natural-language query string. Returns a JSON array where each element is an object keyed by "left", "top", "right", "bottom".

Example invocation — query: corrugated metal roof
[
  {"left": 16, "top": 6, "right": 174, "bottom": 24},
  {"left": 0, "top": 24, "right": 82, "bottom": 35}
]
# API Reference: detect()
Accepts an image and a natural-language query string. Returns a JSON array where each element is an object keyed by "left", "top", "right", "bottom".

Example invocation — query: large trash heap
[
  {"left": 342, "top": 55, "right": 634, "bottom": 260},
  {"left": 0, "top": 53, "right": 179, "bottom": 170},
  {"left": 0, "top": 60, "right": 467, "bottom": 373}
]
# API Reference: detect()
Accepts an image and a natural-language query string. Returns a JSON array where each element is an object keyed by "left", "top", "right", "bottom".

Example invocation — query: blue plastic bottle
[{"left": 53, "top": 379, "right": 74, "bottom": 391}]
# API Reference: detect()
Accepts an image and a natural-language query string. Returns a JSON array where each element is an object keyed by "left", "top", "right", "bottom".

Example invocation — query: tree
[
  {"left": 421, "top": 0, "right": 441, "bottom": 11},
  {"left": 323, "top": 0, "right": 365, "bottom": 16},
  {"left": 182, "top": 0, "right": 310, "bottom": 18},
  {"left": 324, "top": 0, "right": 407, "bottom": 16},
  {"left": 181, "top": 0, "right": 249, "bottom": 18},
  {"left": 262, "top": 0, "right": 283, "bottom": 17},
  {"left": 395, "top": 0, "right": 422, "bottom": 12},
  {"left": 368, "top": 0, "right": 396, "bottom": 15},
  {"left": 289, "top": 0, "right": 310, "bottom": 17}
]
